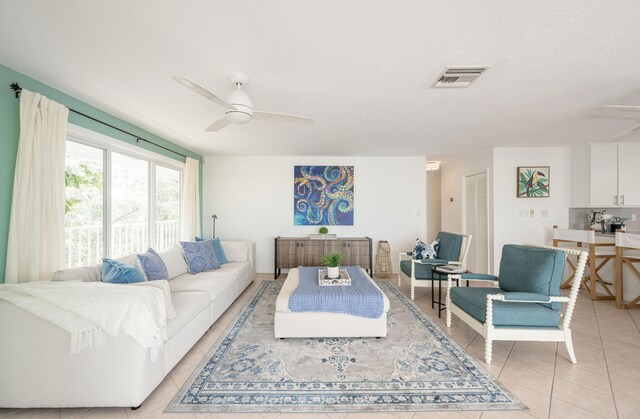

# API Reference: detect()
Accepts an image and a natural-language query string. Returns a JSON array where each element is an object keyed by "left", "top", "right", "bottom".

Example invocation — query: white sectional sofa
[{"left": 0, "top": 240, "right": 255, "bottom": 408}]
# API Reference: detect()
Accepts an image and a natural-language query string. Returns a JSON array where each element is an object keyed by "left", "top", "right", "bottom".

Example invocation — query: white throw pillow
[
  {"left": 51, "top": 264, "right": 102, "bottom": 282},
  {"left": 157, "top": 245, "right": 189, "bottom": 279},
  {"left": 221, "top": 241, "right": 248, "bottom": 262},
  {"left": 132, "top": 280, "right": 177, "bottom": 320}
]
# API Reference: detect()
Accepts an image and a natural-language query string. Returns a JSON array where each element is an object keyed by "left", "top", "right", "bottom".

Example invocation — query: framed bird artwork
[{"left": 517, "top": 166, "right": 550, "bottom": 198}]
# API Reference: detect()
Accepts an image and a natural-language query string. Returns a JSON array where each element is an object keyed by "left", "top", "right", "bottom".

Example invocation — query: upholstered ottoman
[{"left": 274, "top": 267, "right": 389, "bottom": 338}]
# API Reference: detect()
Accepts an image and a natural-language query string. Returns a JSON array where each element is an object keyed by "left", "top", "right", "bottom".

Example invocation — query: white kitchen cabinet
[
  {"left": 618, "top": 143, "right": 640, "bottom": 206},
  {"left": 587, "top": 142, "right": 640, "bottom": 207},
  {"left": 589, "top": 143, "right": 619, "bottom": 206}
]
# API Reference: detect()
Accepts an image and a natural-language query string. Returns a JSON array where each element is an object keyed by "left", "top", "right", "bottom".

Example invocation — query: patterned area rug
[{"left": 166, "top": 280, "right": 525, "bottom": 413}]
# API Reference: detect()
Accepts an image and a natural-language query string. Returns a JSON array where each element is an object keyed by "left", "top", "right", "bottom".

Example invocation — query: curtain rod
[{"left": 9, "top": 82, "right": 188, "bottom": 159}]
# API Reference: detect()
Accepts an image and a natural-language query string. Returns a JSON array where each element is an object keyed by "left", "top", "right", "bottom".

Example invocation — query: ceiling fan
[
  {"left": 172, "top": 72, "right": 314, "bottom": 132},
  {"left": 599, "top": 105, "right": 640, "bottom": 140}
]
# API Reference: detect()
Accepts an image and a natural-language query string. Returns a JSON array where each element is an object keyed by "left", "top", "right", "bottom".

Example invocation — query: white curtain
[
  {"left": 5, "top": 90, "right": 69, "bottom": 283},
  {"left": 180, "top": 157, "right": 201, "bottom": 241}
]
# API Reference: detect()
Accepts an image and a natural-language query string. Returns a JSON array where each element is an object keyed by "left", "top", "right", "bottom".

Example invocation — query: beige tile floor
[{"left": 2, "top": 273, "right": 639, "bottom": 419}]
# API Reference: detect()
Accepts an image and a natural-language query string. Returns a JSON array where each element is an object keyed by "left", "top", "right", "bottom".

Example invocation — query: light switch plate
[{"left": 541, "top": 209, "right": 549, "bottom": 218}]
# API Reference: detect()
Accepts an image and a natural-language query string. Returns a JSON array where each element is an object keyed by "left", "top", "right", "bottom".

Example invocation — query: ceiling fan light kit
[{"left": 173, "top": 72, "right": 313, "bottom": 132}]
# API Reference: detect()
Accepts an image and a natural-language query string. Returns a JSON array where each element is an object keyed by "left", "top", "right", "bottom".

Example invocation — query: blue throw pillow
[
  {"left": 180, "top": 240, "right": 220, "bottom": 274},
  {"left": 195, "top": 236, "right": 228, "bottom": 264},
  {"left": 137, "top": 248, "right": 169, "bottom": 281},
  {"left": 211, "top": 238, "right": 228, "bottom": 264},
  {"left": 102, "top": 258, "right": 146, "bottom": 284}
]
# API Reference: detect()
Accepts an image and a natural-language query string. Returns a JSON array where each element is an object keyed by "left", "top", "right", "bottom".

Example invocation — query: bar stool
[
  {"left": 552, "top": 226, "right": 615, "bottom": 301},
  {"left": 615, "top": 232, "right": 640, "bottom": 309}
]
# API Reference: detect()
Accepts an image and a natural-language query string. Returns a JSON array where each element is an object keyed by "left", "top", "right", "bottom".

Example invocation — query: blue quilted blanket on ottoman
[{"left": 288, "top": 266, "right": 385, "bottom": 319}]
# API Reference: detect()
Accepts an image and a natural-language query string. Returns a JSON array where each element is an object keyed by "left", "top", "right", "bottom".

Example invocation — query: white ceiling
[{"left": 1, "top": 1, "right": 639, "bottom": 160}]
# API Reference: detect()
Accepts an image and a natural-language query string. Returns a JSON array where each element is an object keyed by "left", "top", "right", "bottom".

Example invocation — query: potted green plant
[
  {"left": 320, "top": 252, "right": 343, "bottom": 279},
  {"left": 319, "top": 226, "right": 328, "bottom": 235}
]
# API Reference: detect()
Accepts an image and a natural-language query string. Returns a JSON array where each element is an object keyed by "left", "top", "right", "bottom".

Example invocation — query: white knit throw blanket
[{"left": 0, "top": 282, "right": 167, "bottom": 360}]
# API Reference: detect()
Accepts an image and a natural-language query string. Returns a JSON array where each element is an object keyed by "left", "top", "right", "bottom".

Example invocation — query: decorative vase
[{"left": 327, "top": 266, "right": 340, "bottom": 279}]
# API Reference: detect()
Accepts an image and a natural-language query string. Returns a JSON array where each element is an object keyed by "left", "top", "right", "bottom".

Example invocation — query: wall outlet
[
  {"left": 519, "top": 209, "right": 529, "bottom": 218},
  {"left": 541, "top": 209, "right": 549, "bottom": 218},
  {"left": 530, "top": 209, "right": 535, "bottom": 218},
  {"left": 632, "top": 214, "right": 637, "bottom": 222}
]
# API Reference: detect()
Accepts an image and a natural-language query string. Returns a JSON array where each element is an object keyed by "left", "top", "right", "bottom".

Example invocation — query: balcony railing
[{"left": 65, "top": 220, "right": 180, "bottom": 268}]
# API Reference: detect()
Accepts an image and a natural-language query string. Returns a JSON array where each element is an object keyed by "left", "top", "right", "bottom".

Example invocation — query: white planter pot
[{"left": 327, "top": 266, "right": 340, "bottom": 279}]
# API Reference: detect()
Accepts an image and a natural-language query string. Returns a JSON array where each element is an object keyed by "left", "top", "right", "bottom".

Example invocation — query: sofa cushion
[
  {"left": 132, "top": 280, "right": 177, "bottom": 320},
  {"left": 498, "top": 244, "right": 565, "bottom": 309},
  {"left": 101, "top": 258, "right": 146, "bottom": 284},
  {"left": 157, "top": 245, "right": 189, "bottom": 279},
  {"left": 168, "top": 270, "right": 237, "bottom": 301},
  {"left": 166, "top": 291, "right": 210, "bottom": 339},
  {"left": 221, "top": 241, "right": 249, "bottom": 262},
  {"left": 400, "top": 260, "right": 449, "bottom": 279},
  {"left": 450, "top": 287, "right": 561, "bottom": 327},
  {"left": 180, "top": 240, "right": 220, "bottom": 274},
  {"left": 218, "top": 261, "right": 251, "bottom": 278}
]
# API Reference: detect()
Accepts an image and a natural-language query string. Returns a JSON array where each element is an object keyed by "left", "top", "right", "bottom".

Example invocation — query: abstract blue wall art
[{"left": 294, "top": 166, "right": 354, "bottom": 225}]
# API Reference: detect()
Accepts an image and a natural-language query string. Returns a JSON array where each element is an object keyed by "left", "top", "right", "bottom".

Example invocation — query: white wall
[
  {"left": 202, "top": 156, "right": 427, "bottom": 274},
  {"left": 492, "top": 147, "right": 571, "bottom": 273}
]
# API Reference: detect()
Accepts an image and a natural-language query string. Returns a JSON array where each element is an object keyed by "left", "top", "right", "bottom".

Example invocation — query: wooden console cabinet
[{"left": 274, "top": 236, "right": 372, "bottom": 279}]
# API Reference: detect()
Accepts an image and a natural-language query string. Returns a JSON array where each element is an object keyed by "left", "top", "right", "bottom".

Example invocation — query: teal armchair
[
  {"left": 398, "top": 232, "right": 472, "bottom": 300},
  {"left": 446, "top": 244, "right": 588, "bottom": 364}
]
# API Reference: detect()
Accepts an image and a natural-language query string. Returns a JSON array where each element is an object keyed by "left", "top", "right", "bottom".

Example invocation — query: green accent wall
[{"left": 0, "top": 64, "right": 203, "bottom": 283}]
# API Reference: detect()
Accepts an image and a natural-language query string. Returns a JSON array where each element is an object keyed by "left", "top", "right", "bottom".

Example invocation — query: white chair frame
[
  {"left": 398, "top": 233, "right": 472, "bottom": 300},
  {"left": 446, "top": 243, "right": 588, "bottom": 364}
]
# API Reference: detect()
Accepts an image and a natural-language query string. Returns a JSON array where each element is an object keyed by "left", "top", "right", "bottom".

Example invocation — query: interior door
[{"left": 464, "top": 172, "right": 488, "bottom": 274}]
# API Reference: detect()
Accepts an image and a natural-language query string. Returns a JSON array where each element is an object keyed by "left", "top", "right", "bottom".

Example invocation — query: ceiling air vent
[{"left": 433, "top": 67, "right": 488, "bottom": 88}]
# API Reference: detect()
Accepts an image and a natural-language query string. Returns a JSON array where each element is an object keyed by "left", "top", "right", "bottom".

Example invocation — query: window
[
  {"left": 155, "top": 165, "right": 181, "bottom": 250},
  {"left": 111, "top": 152, "right": 149, "bottom": 258},
  {"left": 64, "top": 125, "right": 182, "bottom": 267},
  {"left": 64, "top": 141, "right": 104, "bottom": 267}
]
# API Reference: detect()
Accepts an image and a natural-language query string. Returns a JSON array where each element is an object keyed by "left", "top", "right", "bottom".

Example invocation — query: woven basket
[{"left": 375, "top": 240, "right": 392, "bottom": 278}]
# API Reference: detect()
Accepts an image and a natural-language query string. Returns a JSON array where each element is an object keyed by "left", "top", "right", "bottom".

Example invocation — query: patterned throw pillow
[
  {"left": 195, "top": 237, "right": 228, "bottom": 264},
  {"left": 101, "top": 258, "right": 146, "bottom": 284},
  {"left": 412, "top": 238, "right": 440, "bottom": 260},
  {"left": 180, "top": 240, "right": 220, "bottom": 274},
  {"left": 137, "top": 248, "right": 169, "bottom": 281},
  {"left": 412, "top": 239, "right": 427, "bottom": 260},
  {"left": 424, "top": 239, "right": 440, "bottom": 259}
]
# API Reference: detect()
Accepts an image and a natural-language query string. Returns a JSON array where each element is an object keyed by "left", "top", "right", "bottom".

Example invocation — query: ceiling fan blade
[
  {"left": 205, "top": 116, "right": 231, "bottom": 132},
  {"left": 172, "top": 75, "right": 230, "bottom": 108},
  {"left": 610, "top": 121, "right": 640, "bottom": 140},
  {"left": 253, "top": 111, "right": 314, "bottom": 124},
  {"left": 599, "top": 105, "right": 640, "bottom": 112}
]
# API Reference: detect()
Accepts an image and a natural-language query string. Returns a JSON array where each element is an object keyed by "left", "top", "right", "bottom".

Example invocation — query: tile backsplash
[{"left": 569, "top": 207, "right": 640, "bottom": 233}]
